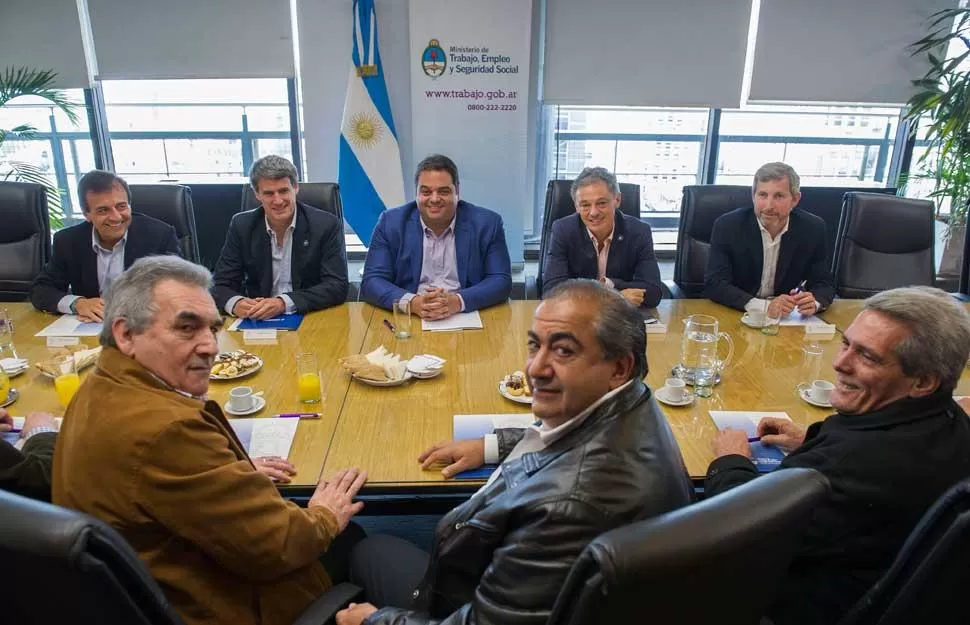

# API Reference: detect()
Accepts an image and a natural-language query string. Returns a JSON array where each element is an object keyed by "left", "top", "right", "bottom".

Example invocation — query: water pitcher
[{"left": 677, "top": 314, "right": 734, "bottom": 393}]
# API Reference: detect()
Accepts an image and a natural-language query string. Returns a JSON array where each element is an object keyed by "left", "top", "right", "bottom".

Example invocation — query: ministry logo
[{"left": 421, "top": 39, "right": 446, "bottom": 78}]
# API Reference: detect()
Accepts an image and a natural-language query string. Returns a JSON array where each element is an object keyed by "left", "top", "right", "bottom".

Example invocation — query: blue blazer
[
  {"left": 541, "top": 211, "right": 663, "bottom": 307},
  {"left": 704, "top": 207, "right": 836, "bottom": 311},
  {"left": 361, "top": 200, "right": 512, "bottom": 311}
]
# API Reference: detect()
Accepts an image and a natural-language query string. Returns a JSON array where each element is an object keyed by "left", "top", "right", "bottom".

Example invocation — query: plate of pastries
[
  {"left": 499, "top": 371, "right": 533, "bottom": 404},
  {"left": 210, "top": 350, "right": 263, "bottom": 380}
]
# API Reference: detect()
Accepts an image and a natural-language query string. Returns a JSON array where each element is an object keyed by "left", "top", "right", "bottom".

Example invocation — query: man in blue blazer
[
  {"left": 361, "top": 154, "right": 512, "bottom": 318},
  {"left": 30, "top": 170, "right": 180, "bottom": 320},
  {"left": 541, "top": 167, "right": 662, "bottom": 308},
  {"left": 705, "top": 162, "right": 835, "bottom": 316}
]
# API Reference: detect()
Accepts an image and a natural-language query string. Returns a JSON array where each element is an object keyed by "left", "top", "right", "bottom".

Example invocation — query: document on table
[
  {"left": 422, "top": 311, "right": 484, "bottom": 332},
  {"left": 3, "top": 417, "right": 64, "bottom": 449},
  {"left": 779, "top": 311, "right": 825, "bottom": 326},
  {"left": 708, "top": 411, "right": 792, "bottom": 473},
  {"left": 34, "top": 315, "right": 103, "bottom": 337},
  {"left": 227, "top": 418, "right": 300, "bottom": 458}
]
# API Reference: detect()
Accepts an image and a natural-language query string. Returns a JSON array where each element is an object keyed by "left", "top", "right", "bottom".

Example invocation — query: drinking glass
[
  {"left": 297, "top": 353, "right": 323, "bottom": 404},
  {"left": 54, "top": 355, "right": 80, "bottom": 407},
  {"left": 393, "top": 299, "right": 413, "bottom": 339},
  {"left": 0, "top": 368, "right": 9, "bottom": 405},
  {"left": 761, "top": 300, "right": 781, "bottom": 336},
  {"left": 796, "top": 342, "right": 825, "bottom": 394},
  {"left": 0, "top": 308, "right": 17, "bottom": 359}
]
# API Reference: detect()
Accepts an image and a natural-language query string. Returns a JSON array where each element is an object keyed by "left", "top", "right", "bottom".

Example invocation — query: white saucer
[
  {"left": 741, "top": 313, "right": 766, "bottom": 329},
  {"left": 655, "top": 386, "right": 694, "bottom": 407},
  {"left": 798, "top": 387, "right": 833, "bottom": 408},
  {"left": 224, "top": 395, "right": 266, "bottom": 416},
  {"left": 1, "top": 388, "right": 20, "bottom": 408},
  {"left": 2, "top": 366, "right": 28, "bottom": 378}
]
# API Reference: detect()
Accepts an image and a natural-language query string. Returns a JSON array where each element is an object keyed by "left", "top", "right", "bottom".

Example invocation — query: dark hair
[
  {"left": 249, "top": 154, "right": 299, "bottom": 190},
  {"left": 77, "top": 170, "right": 131, "bottom": 213},
  {"left": 414, "top": 154, "right": 460, "bottom": 188},
  {"left": 543, "top": 279, "right": 648, "bottom": 380}
]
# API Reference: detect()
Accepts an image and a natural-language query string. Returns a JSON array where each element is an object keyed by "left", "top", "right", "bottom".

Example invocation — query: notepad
[
  {"left": 708, "top": 411, "right": 791, "bottom": 473},
  {"left": 779, "top": 311, "right": 825, "bottom": 326},
  {"left": 230, "top": 314, "right": 304, "bottom": 332},
  {"left": 34, "top": 315, "right": 103, "bottom": 337},
  {"left": 451, "top": 413, "right": 535, "bottom": 479},
  {"left": 422, "top": 311, "right": 484, "bottom": 332},
  {"left": 228, "top": 418, "right": 299, "bottom": 458}
]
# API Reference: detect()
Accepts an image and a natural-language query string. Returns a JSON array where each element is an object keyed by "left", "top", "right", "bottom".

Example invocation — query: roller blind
[
  {"left": 0, "top": 0, "right": 90, "bottom": 89},
  {"left": 542, "top": 0, "right": 752, "bottom": 108},
  {"left": 87, "top": 0, "right": 295, "bottom": 80}
]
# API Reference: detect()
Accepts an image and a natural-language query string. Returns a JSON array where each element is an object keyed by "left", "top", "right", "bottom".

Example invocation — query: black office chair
[
  {"left": 797, "top": 187, "right": 896, "bottom": 273},
  {"left": 0, "top": 489, "right": 363, "bottom": 625},
  {"left": 838, "top": 477, "right": 970, "bottom": 625},
  {"left": 672, "top": 185, "right": 751, "bottom": 298},
  {"left": 833, "top": 193, "right": 935, "bottom": 298},
  {"left": 242, "top": 182, "right": 345, "bottom": 222},
  {"left": 183, "top": 184, "right": 244, "bottom": 270},
  {"left": 129, "top": 184, "right": 201, "bottom": 264},
  {"left": 547, "top": 468, "right": 831, "bottom": 625},
  {"left": 532, "top": 179, "right": 641, "bottom": 297},
  {"left": 0, "top": 181, "right": 52, "bottom": 301}
]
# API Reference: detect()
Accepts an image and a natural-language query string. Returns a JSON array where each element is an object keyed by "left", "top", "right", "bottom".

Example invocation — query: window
[
  {"left": 716, "top": 104, "right": 901, "bottom": 188},
  {"left": 0, "top": 89, "right": 94, "bottom": 219},
  {"left": 549, "top": 106, "right": 710, "bottom": 214},
  {"left": 101, "top": 79, "right": 293, "bottom": 184}
]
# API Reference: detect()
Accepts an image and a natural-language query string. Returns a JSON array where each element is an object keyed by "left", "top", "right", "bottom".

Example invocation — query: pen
[
  {"left": 383, "top": 319, "right": 396, "bottom": 334},
  {"left": 276, "top": 412, "right": 321, "bottom": 419},
  {"left": 793, "top": 280, "right": 808, "bottom": 295},
  {"left": 747, "top": 436, "right": 761, "bottom": 443}
]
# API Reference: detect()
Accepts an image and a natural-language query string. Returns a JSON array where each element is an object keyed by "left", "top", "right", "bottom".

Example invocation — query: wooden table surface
[{"left": 6, "top": 298, "right": 968, "bottom": 490}]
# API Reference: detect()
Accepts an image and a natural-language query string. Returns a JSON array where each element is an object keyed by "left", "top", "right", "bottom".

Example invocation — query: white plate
[
  {"left": 2, "top": 365, "right": 28, "bottom": 378},
  {"left": 408, "top": 368, "right": 443, "bottom": 380},
  {"left": 798, "top": 387, "right": 833, "bottom": 408},
  {"left": 498, "top": 381, "right": 533, "bottom": 405},
  {"left": 223, "top": 395, "right": 266, "bottom": 416},
  {"left": 352, "top": 371, "right": 413, "bottom": 387},
  {"left": 1, "top": 388, "right": 19, "bottom": 409},
  {"left": 210, "top": 357, "right": 264, "bottom": 381},
  {"left": 741, "top": 313, "right": 766, "bottom": 329},
  {"left": 655, "top": 386, "right": 694, "bottom": 407}
]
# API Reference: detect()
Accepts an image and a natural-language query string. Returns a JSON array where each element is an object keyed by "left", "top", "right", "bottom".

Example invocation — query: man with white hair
[
  {"left": 53, "top": 256, "right": 367, "bottom": 625},
  {"left": 708, "top": 286, "right": 970, "bottom": 624}
]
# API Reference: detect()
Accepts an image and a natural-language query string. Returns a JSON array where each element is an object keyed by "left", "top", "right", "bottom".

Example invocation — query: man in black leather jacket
[{"left": 337, "top": 279, "right": 693, "bottom": 625}]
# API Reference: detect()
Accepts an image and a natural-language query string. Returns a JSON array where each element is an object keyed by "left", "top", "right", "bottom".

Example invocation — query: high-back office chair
[
  {"left": 797, "top": 186, "right": 896, "bottom": 272},
  {"left": 242, "top": 182, "right": 345, "bottom": 222},
  {"left": 672, "top": 185, "right": 751, "bottom": 298},
  {"left": 837, "top": 477, "right": 970, "bottom": 625},
  {"left": 129, "top": 184, "right": 201, "bottom": 264},
  {"left": 533, "top": 179, "right": 641, "bottom": 297},
  {"left": 0, "top": 181, "right": 52, "bottom": 301},
  {"left": 184, "top": 183, "right": 245, "bottom": 270},
  {"left": 833, "top": 193, "right": 936, "bottom": 298},
  {"left": 0, "top": 489, "right": 363, "bottom": 625},
  {"left": 546, "top": 468, "right": 831, "bottom": 625}
]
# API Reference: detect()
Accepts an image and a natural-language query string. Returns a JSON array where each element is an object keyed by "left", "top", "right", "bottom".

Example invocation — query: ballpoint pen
[
  {"left": 747, "top": 436, "right": 762, "bottom": 443},
  {"left": 383, "top": 319, "right": 396, "bottom": 334},
  {"left": 792, "top": 280, "right": 808, "bottom": 295},
  {"left": 276, "top": 412, "right": 321, "bottom": 419}
]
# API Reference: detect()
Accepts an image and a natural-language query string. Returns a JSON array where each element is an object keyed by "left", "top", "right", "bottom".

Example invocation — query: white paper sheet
[
  {"left": 422, "top": 311, "right": 484, "bottom": 332},
  {"left": 34, "top": 315, "right": 103, "bottom": 337},
  {"left": 11, "top": 416, "right": 64, "bottom": 431},
  {"left": 708, "top": 411, "right": 791, "bottom": 437},
  {"left": 247, "top": 418, "right": 300, "bottom": 458},
  {"left": 779, "top": 311, "right": 825, "bottom": 326}
]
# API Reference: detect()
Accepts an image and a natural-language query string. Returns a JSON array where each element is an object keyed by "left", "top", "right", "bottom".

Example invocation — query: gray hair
[
  {"left": 100, "top": 256, "right": 213, "bottom": 348},
  {"left": 863, "top": 286, "right": 970, "bottom": 391},
  {"left": 249, "top": 155, "right": 298, "bottom": 191},
  {"left": 543, "top": 279, "right": 647, "bottom": 379},
  {"left": 753, "top": 162, "right": 801, "bottom": 197},
  {"left": 571, "top": 167, "right": 620, "bottom": 201}
]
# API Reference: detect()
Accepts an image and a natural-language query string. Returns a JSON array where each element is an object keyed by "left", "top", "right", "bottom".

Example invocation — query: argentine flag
[{"left": 339, "top": 0, "right": 405, "bottom": 246}]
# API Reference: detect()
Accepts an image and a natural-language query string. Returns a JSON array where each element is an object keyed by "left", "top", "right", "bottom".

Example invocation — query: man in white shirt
[
  {"left": 212, "top": 155, "right": 349, "bottom": 318},
  {"left": 337, "top": 279, "right": 692, "bottom": 625},
  {"left": 704, "top": 162, "right": 835, "bottom": 315}
]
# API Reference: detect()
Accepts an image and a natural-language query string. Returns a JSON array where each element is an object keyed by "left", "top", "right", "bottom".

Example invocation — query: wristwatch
[{"left": 69, "top": 299, "right": 78, "bottom": 314}]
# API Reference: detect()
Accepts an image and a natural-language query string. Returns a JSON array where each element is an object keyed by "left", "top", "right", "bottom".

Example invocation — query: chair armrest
[
  {"left": 525, "top": 275, "right": 537, "bottom": 300},
  {"left": 664, "top": 280, "right": 686, "bottom": 300},
  {"left": 291, "top": 582, "right": 365, "bottom": 625}
]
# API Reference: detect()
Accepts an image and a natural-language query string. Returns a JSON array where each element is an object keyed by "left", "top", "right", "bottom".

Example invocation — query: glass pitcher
[{"left": 677, "top": 314, "right": 734, "bottom": 394}]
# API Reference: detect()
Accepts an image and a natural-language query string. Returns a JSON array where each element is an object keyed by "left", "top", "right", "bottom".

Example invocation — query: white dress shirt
[
  {"left": 57, "top": 229, "right": 128, "bottom": 314},
  {"left": 225, "top": 212, "right": 297, "bottom": 316},
  {"left": 744, "top": 218, "right": 789, "bottom": 314},
  {"left": 586, "top": 225, "right": 615, "bottom": 289},
  {"left": 481, "top": 379, "right": 634, "bottom": 489}
]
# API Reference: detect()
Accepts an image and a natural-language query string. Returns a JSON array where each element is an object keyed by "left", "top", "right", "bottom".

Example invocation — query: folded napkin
[
  {"left": 408, "top": 354, "right": 446, "bottom": 372},
  {"left": 1, "top": 358, "right": 28, "bottom": 373}
]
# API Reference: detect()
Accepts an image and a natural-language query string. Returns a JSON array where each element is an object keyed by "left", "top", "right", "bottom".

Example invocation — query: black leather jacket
[{"left": 366, "top": 380, "right": 694, "bottom": 625}]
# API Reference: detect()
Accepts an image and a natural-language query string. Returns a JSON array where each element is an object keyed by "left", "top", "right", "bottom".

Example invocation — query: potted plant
[
  {"left": 903, "top": 7, "right": 970, "bottom": 279},
  {"left": 0, "top": 66, "right": 81, "bottom": 228}
]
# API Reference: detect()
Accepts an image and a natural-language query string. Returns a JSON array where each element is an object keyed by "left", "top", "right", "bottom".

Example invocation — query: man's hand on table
[
  {"left": 252, "top": 456, "right": 297, "bottom": 483},
  {"left": 713, "top": 429, "right": 752, "bottom": 459},
  {"left": 418, "top": 439, "right": 485, "bottom": 478},
  {"left": 309, "top": 467, "right": 367, "bottom": 531}
]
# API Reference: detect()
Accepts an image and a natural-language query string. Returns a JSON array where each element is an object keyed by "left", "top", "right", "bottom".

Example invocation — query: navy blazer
[
  {"left": 541, "top": 211, "right": 663, "bottom": 307},
  {"left": 211, "top": 202, "right": 349, "bottom": 314},
  {"left": 360, "top": 200, "right": 512, "bottom": 311},
  {"left": 30, "top": 213, "right": 180, "bottom": 313},
  {"left": 704, "top": 207, "right": 835, "bottom": 311}
]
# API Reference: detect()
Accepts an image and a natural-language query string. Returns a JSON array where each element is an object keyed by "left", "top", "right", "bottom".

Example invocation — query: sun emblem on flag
[
  {"left": 422, "top": 39, "right": 446, "bottom": 78},
  {"left": 348, "top": 112, "right": 384, "bottom": 149}
]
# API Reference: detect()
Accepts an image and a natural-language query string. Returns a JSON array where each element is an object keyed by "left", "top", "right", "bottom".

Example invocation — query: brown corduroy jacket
[{"left": 52, "top": 346, "right": 337, "bottom": 625}]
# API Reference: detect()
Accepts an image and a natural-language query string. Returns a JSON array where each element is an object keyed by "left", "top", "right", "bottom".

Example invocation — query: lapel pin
[{"left": 303, "top": 240, "right": 309, "bottom": 247}]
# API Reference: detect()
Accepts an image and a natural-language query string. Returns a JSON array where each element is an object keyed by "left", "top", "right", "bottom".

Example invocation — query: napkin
[{"left": 1, "top": 358, "right": 28, "bottom": 373}]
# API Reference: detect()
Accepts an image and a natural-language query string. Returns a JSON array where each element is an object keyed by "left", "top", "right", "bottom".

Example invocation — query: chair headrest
[
  {"left": 0, "top": 182, "right": 47, "bottom": 242},
  {"left": 681, "top": 185, "right": 752, "bottom": 242},
  {"left": 844, "top": 193, "right": 934, "bottom": 254}
]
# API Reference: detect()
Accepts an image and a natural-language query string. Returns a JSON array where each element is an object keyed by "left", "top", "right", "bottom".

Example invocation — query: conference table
[{"left": 5, "top": 298, "right": 969, "bottom": 500}]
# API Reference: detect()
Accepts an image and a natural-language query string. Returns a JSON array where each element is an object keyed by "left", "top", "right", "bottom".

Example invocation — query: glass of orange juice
[
  {"left": 297, "top": 353, "right": 322, "bottom": 404},
  {"left": 0, "top": 368, "right": 9, "bottom": 405},
  {"left": 54, "top": 355, "right": 81, "bottom": 407}
]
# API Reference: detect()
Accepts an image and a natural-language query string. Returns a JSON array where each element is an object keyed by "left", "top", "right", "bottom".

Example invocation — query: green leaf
[{"left": 0, "top": 66, "right": 81, "bottom": 127}]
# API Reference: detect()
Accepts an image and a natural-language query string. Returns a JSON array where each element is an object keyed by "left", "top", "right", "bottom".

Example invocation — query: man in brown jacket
[{"left": 52, "top": 255, "right": 367, "bottom": 625}]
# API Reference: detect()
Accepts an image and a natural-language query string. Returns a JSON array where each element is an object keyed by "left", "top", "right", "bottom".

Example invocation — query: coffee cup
[
  {"left": 808, "top": 380, "right": 835, "bottom": 404},
  {"left": 664, "top": 378, "right": 688, "bottom": 401},
  {"left": 229, "top": 386, "right": 255, "bottom": 412}
]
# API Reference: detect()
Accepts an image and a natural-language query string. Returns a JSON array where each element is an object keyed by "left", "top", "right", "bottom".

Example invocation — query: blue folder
[{"left": 236, "top": 314, "right": 304, "bottom": 331}]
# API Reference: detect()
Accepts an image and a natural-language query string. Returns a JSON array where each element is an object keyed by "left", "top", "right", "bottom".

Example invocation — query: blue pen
[
  {"left": 748, "top": 436, "right": 761, "bottom": 443},
  {"left": 792, "top": 280, "right": 808, "bottom": 295}
]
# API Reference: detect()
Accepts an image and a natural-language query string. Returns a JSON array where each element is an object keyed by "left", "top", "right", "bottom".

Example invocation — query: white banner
[{"left": 409, "top": 0, "right": 532, "bottom": 263}]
